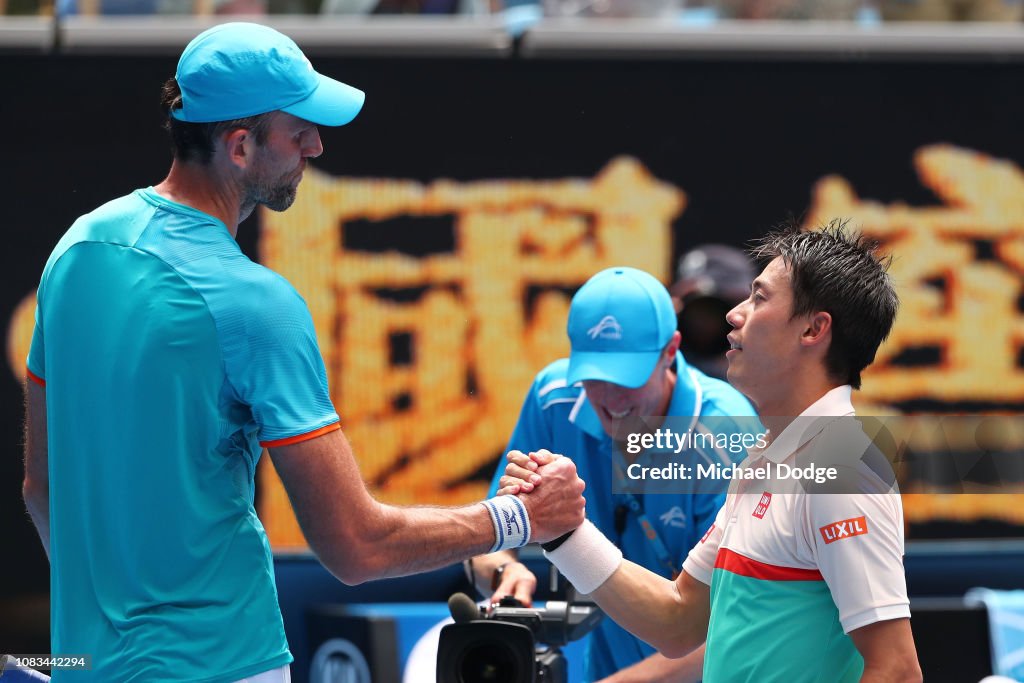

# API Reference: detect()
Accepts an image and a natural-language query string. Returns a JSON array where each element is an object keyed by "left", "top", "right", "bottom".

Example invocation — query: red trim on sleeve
[
  {"left": 260, "top": 422, "right": 340, "bottom": 448},
  {"left": 714, "top": 548, "right": 823, "bottom": 582},
  {"left": 26, "top": 367, "right": 46, "bottom": 387}
]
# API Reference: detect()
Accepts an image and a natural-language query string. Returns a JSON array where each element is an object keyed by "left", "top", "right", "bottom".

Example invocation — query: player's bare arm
[
  {"left": 584, "top": 560, "right": 710, "bottom": 659},
  {"left": 270, "top": 430, "right": 585, "bottom": 585},
  {"left": 22, "top": 380, "right": 50, "bottom": 560},
  {"left": 849, "top": 618, "right": 922, "bottom": 683}
]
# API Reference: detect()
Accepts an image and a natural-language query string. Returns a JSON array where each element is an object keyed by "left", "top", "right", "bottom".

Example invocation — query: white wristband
[
  {"left": 482, "top": 496, "right": 532, "bottom": 553},
  {"left": 543, "top": 519, "right": 623, "bottom": 595}
]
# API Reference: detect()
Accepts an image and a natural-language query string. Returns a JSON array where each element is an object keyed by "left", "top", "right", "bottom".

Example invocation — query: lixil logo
[{"left": 819, "top": 516, "right": 868, "bottom": 544}]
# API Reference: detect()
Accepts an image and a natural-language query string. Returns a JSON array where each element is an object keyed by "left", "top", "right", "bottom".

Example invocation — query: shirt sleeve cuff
[
  {"left": 682, "top": 555, "right": 713, "bottom": 586},
  {"left": 841, "top": 603, "right": 911, "bottom": 634},
  {"left": 260, "top": 421, "right": 340, "bottom": 448},
  {"left": 26, "top": 366, "right": 45, "bottom": 387}
]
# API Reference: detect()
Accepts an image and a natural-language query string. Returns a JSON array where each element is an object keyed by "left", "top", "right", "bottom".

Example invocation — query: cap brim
[
  {"left": 282, "top": 73, "right": 365, "bottom": 127},
  {"left": 566, "top": 350, "right": 661, "bottom": 389}
]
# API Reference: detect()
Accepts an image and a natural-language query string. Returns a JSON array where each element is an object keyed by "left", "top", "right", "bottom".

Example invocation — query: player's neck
[
  {"left": 755, "top": 372, "right": 838, "bottom": 439},
  {"left": 154, "top": 159, "right": 243, "bottom": 237}
]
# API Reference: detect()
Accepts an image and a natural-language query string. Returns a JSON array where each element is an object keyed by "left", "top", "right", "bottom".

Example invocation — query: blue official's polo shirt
[{"left": 489, "top": 354, "right": 757, "bottom": 681}]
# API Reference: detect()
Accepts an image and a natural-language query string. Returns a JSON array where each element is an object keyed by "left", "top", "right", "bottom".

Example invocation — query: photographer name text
[{"left": 626, "top": 462, "right": 839, "bottom": 484}]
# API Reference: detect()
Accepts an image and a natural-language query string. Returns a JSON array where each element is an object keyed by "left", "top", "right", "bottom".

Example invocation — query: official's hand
[
  {"left": 512, "top": 451, "right": 586, "bottom": 543},
  {"left": 491, "top": 561, "right": 538, "bottom": 608}
]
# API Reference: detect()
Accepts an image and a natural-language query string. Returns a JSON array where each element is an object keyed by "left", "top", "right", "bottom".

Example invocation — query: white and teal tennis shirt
[{"left": 682, "top": 386, "right": 910, "bottom": 683}]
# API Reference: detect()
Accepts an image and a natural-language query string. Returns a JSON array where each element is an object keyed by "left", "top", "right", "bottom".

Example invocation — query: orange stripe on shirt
[
  {"left": 260, "top": 422, "right": 340, "bottom": 448},
  {"left": 714, "top": 548, "right": 823, "bottom": 582},
  {"left": 26, "top": 367, "right": 46, "bottom": 387}
]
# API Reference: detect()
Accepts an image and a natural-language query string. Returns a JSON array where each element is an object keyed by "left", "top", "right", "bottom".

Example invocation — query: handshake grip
[{"left": 503, "top": 451, "right": 587, "bottom": 546}]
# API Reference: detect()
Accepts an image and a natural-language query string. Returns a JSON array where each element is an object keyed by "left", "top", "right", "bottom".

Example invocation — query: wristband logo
[
  {"left": 819, "top": 516, "right": 869, "bottom": 545},
  {"left": 503, "top": 509, "right": 522, "bottom": 537}
]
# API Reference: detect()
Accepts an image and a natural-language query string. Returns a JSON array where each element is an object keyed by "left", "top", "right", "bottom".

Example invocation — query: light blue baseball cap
[
  {"left": 566, "top": 267, "right": 678, "bottom": 389},
  {"left": 171, "top": 22, "right": 365, "bottom": 126}
]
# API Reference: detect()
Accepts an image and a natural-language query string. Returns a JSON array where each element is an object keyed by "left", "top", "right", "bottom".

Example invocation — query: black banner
[{"left": 5, "top": 52, "right": 1024, "bottom": 593}]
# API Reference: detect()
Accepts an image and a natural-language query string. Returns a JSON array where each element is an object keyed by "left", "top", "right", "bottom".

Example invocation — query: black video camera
[{"left": 436, "top": 594, "right": 603, "bottom": 683}]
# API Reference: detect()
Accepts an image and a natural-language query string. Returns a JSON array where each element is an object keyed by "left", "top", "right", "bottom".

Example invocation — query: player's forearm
[
  {"left": 318, "top": 501, "right": 496, "bottom": 585},
  {"left": 859, "top": 666, "right": 923, "bottom": 683},
  {"left": 543, "top": 521, "right": 708, "bottom": 656},
  {"left": 590, "top": 561, "right": 707, "bottom": 658},
  {"left": 858, "top": 648, "right": 922, "bottom": 683},
  {"left": 599, "top": 645, "right": 706, "bottom": 683},
  {"left": 272, "top": 429, "right": 508, "bottom": 585},
  {"left": 273, "top": 431, "right": 583, "bottom": 585}
]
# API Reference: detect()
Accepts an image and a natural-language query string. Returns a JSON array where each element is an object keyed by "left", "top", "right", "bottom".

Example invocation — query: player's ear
[
  {"left": 801, "top": 311, "right": 832, "bottom": 348},
  {"left": 222, "top": 128, "right": 253, "bottom": 170},
  {"left": 664, "top": 331, "right": 682, "bottom": 365}
]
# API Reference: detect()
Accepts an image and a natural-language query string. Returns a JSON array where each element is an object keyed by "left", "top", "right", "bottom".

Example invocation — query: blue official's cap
[
  {"left": 171, "top": 23, "right": 365, "bottom": 126},
  {"left": 566, "top": 267, "right": 677, "bottom": 389}
]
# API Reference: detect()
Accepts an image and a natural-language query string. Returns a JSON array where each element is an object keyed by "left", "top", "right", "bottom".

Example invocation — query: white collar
[{"left": 752, "top": 385, "right": 855, "bottom": 464}]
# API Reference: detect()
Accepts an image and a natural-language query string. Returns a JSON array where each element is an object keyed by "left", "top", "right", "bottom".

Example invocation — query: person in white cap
[
  {"left": 502, "top": 221, "right": 923, "bottom": 682},
  {"left": 21, "top": 22, "right": 584, "bottom": 683}
]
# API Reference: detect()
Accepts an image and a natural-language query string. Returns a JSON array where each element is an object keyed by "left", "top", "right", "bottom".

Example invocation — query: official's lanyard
[
  {"left": 614, "top": 365, "right": 704, "bottom": 582},
  {"left": 620, "top": 492, "right": 680, "bottom": 580}
]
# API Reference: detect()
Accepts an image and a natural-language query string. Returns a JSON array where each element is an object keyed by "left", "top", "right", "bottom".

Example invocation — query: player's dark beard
[
  {"left": 237, "top": 175, "right": 295, "bottom": 225},
  {"left": 248, "top": 175, "right": 297, "bottom": 213},
  {"left": 240, "top": 150, "right": 300, "bottom": 217}
]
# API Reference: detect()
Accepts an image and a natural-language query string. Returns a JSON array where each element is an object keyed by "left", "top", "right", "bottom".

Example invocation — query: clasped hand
[{"left": 499, "top": 449, "right": 585, "bottom": 545}]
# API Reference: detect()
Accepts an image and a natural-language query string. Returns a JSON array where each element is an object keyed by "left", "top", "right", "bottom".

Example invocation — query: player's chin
[
  {"left": 725, "top": 350, "right": 742, "bottom": 372},
  {"left": 263, "top": 189, "right": 298, "bottom": 212},
  {"left": 725, "top": 364, "right": 752, "bottom": 396}
]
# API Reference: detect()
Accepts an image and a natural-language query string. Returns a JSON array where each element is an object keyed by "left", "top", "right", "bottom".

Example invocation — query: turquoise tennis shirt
[{"left": 27, "top": 188, "right": 340, "bottom": 682}]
